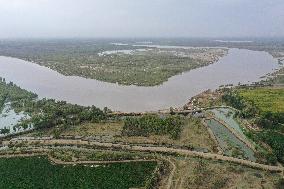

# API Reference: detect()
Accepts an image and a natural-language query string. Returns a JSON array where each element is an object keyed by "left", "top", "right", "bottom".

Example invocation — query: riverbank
[
  {"left": 0, "top": 40, "right": 229, "bottom": 86},
  {"left": 0, "top": 83, "right": 284, "bottom": 188},
  {"left": 0, "top": 48, "right": 279, "bottom": 112}
]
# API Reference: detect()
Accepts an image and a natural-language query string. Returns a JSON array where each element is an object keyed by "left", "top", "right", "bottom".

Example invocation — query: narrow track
[{"left": 3, "top": 138, "right": 283, "bottom": 172}]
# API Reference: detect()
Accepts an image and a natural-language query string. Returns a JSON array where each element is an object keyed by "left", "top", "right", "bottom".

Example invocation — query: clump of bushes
[
  {"left": 222, "top": 90, "right": 258, "bottom": 118},
  {"left": 122, "top": 115, "right": 184, "bottom": 139},
  {"left": 256, "top": 131, "right": 284, "bottom": 164}
]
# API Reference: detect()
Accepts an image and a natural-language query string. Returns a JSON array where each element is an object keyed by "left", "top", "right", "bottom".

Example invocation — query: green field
[
  {"left": 238, "top": 88, "right": 284, "bottom": 113},
  {"left": 236, "top": 88, "right": 284, "bottom": 163},
  {"left": 0, "top": 156, "right": 157, "bottom": 189},
  {"left": 222, "top": 87, "right": 284, "bottom": 164}
]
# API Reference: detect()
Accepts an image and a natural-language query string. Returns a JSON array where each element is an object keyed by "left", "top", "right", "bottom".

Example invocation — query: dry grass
[
  {"left": 179, "top": 118, "right": 216, "bottom": 150},
  {"left": 169, "top": 157, "right": 282, "bottom": 189},
  {"left": 24, "top": 118, "right": 217, "bottom": 152},
  {"left": 115, "top": 118, "right": 216, "bottom": 152},
  {"left": 61, "top": 121, "right": 123, "bottom": 137}
]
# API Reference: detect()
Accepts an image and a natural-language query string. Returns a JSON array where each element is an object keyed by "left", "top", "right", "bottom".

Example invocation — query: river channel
[{"left": 0, "top": 48, "right": 279, "bottom": 112}]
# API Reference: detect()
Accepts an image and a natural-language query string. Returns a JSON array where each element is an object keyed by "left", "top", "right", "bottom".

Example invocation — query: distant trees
[
  {"left": 169, "top": 107, "right": 174, "bottom": 115},
  {"left": 103, "top": 107, "right": 112, "bottom": 114}
]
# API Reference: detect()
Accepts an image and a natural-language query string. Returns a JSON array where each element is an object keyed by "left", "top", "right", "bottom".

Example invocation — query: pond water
[
  {"left": 205, "top": 119, "right": 255, "bottom": 161},
  {"left": 0, "top": 48, "right": 279, "bottom": 112},
  {"left": 0, "top": 103, "right": 31, "bottom": 136},
  {"left": 209, "top": 108, "right": 247, "bottom": 141}
]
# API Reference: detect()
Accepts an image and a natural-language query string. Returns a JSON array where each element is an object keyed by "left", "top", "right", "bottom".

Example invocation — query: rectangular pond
[
  {"left": 209, "top": 108, "right": 248, "bottom": 141},
  {"left": 205, "top": 119, "right": 256, "bottom": 161}
]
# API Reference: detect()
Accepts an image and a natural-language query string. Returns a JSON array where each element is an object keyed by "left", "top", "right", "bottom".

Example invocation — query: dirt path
[
  {"left": 0, "top": 152, "right": 46, "bottom": 158},
  {"left": 48, "top": 155, "right": 156, "bottom": 165},
  {"left": 3, "top": 138, "right": 283, "bottom": 172},
  {"left": 165, "top": 157, "right": 176, "bottom": 189},
  {"left": 0, "top": 151, "right": 155, "bottom": 165}
]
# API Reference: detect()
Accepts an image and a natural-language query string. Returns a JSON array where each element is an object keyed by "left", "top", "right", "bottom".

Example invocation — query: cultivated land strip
[
  {"left": 0, "top": 150, "right": 156, "bottom": 165},
  {"left": 48, "top": 156, "right": 156, "bottom": 165},
  {"left": 3, "top": 138, "right": 283, "bottom": 172}
]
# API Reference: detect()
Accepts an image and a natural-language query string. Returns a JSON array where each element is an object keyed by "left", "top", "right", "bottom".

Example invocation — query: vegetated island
[{"left": 0, "top": 39, "right": 228, "bottom": 86}]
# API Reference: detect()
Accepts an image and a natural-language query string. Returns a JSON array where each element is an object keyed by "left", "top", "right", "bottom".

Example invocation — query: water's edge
[{"left": 0, "top": 48, "right": 279, "bottom": 112}]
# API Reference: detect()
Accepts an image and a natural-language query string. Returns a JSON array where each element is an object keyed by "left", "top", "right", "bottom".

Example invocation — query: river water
[{"left": 0, "top": 48, "right": 279, "bottom": 112}]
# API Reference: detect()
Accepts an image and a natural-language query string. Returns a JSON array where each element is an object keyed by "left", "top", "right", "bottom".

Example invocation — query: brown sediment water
[{"left": 0, "top": 48, "right": 279, "bottom": 112}]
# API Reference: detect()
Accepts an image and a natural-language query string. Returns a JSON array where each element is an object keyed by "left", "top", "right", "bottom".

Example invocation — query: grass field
[
  {"left": 117, "top": 118, "right": 216, "bottom": 152},
  {"left": 53, "top": 118, "right": 216, "bottom": 152},
  {"left": 238, "top": 88, "right": 284, "bottom": 113},
  {"left": 236, "top": 87, "right": 284, "bottom": 163},
  {"left": 61, "top": 121, "right": 123, "bottom": 137},
  {"left": 0, "top": 156, "right": 157, "bottom": 189},
  {"left": 171, "top": 157, "right": 283, "bottom": 189},
  {"left": 27, "top": 118, "right": 217, "bottom": 152}
]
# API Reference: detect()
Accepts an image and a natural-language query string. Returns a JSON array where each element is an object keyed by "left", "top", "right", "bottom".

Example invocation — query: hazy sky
[{"left": 0, "top": 0, "right": 283, "bottom": 38}]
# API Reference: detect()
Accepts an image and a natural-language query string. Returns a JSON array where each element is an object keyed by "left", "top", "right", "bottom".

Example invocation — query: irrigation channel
[{"left": 204, "top": 107, "right": 256, "bottom": 161}]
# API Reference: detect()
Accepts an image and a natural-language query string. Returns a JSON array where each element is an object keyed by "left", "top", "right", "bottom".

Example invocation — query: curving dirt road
[{"left": 3, "top": 138, "right": 283, "bottom": 173}]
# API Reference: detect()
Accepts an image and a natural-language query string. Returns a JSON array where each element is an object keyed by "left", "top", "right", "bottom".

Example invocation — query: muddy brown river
[{"left": 0, "top": 48, "right": 279, "bottom": 112}]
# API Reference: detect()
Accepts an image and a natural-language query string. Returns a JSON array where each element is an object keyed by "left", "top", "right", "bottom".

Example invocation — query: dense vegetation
[
  {"left": 222, "top": 88, "right": 284, "bottom": 131},
  {"left": 222, "top": 89, "right": 259, "bottom": 118},
  {"left": 0, "top": 77, "right": 37, "bottom": 110},
  {"left": 122, "top": 115, "right": 184, "bottom": 139},
  {"left": 0, "top": 156, "right": 157, "bottom": 189},
  {"left": 256, "top": 131, "right": 284, "bottom": 163},
  {"left": 268, "top": 67, "right": 284, "bottom": 85},
  {"left": 0, "top": 78, "right": 107, "bottom": 135},
  {"left": 238, "top": 88, "right": 284, "bottom": 113},
  {"left": 222, "top": 87, "right": 284, "bottom": 164},
  {"left": 21, "top": 99, "right": 107, "bottom": 130},
  {"left": 49, "top": 149, "right": 168, "bottom": 189},
  {"left": 50, "top": 149, "right": 154, "bottom": 162},
  {"left": 0, "top": 39, "right": 225, "bottom": 86}
]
